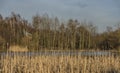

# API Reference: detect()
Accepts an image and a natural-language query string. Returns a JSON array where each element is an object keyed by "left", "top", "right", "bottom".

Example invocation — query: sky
[{"left": 0, "top": 0, "right": 120, "bottom": 33}]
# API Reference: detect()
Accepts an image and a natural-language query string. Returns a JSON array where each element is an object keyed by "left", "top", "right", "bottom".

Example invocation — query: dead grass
[
  {"left": 0, "top": 54, "right": 119, "bottom": 73},
  {"left": 8, "top": 45, "right": 28, "bottom": 52}
]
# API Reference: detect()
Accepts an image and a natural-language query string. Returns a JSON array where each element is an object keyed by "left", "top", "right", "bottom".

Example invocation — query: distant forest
[{"left": 0, "top": 12, "right": 120, "bottom": 51}]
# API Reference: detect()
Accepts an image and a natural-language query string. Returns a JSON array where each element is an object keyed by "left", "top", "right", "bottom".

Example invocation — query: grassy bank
[{"left": 0, "top": 55, "right": 120, "bottom": 73}]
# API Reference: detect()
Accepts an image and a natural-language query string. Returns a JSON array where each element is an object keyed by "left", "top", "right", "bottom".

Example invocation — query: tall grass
[{"left": 0, "top": 54, "right": 119, "bottom": 73}]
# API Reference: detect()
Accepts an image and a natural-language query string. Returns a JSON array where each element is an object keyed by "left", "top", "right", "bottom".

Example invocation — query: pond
[{"left": 0, "top": 51, "right": 119, "bottom": 57}]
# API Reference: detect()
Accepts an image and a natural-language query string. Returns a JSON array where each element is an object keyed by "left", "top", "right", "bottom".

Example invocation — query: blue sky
[{"left": 0, "top": 0, "right": 120, "bottom": 32}]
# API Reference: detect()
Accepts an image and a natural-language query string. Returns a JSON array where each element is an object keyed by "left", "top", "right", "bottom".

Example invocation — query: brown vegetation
[
  {"left": 0, "top": 55, "right": 119, "bottom": 73},
  {"left": 0, "top": 12, "right": 120, "bottom": 51},
  {"left": 8, "top": 45, "right": 28, "bottom": 52}
]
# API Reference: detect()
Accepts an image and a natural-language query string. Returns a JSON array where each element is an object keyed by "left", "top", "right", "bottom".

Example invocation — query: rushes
[{"left": 0, "top": 55, "right": 120, "bottom": 73}]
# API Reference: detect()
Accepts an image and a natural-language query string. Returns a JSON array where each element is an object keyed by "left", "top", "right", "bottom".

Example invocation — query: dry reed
[{"left": 0, "top": 54, "right": 120, "bottom": 73}]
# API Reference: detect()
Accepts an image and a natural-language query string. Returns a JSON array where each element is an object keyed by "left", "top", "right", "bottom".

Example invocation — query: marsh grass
[{"left": 0, "top": 54, "right": 120, "bottom": 73}]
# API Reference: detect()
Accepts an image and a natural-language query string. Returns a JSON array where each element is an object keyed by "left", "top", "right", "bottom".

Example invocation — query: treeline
[{"left": 0, "top": 12, "right": 120, "bottom": 51}]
